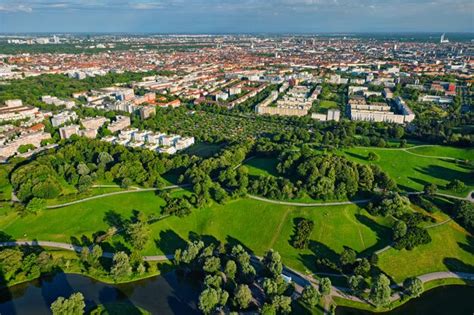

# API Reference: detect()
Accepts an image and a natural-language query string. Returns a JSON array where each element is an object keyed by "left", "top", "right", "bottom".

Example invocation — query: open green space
[
  {"left": 244, "top": 157, "right": 279, "bottom": 177},
  {"left": 319, "top": 100, "right": 339, "bottom": 109},
  {"left": 183, "top": 142, "right": 224, "bottom": 157},
  {"left": 377, "top": 221, "right": 474, "bottom": 283},
  {"left": 1, "top": 192, "right": 471, "bottom": 283},
  {"left": 342, "top": 147, "right": 473, "bottom": 196},
  {"left": 405, "top": 145, "right": 473, "bottom": 161}
]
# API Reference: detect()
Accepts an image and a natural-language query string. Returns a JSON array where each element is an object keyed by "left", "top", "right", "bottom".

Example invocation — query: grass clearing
[
  {"left": 183, "top": 142, "right": 224, "bottom": 157},
  {"left": 343, "top": 147, "right": 473, "bottom": 196},
  {"left": 244, "top": 157, "right": 279, "bottom": 177},
  {"left": 378, "top": 221, "right": 474, "bottom": 283},
  {"left": 406, "top": 145, "right": 473, "bottom": 161}
]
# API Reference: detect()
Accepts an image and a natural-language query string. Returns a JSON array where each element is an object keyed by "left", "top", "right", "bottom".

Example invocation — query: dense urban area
[{"left": 0, "top": 33, "right": 473, "bottom": 315}]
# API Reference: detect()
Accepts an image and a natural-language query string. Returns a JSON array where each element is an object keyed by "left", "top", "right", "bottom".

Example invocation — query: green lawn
[
  {"left": 0, "top": 190, "right": 472, "bottom": 283},
  {"left": 244, "top": 157, "right": 279, "bottom": 177},
  {"left": 378, "top": 221, "right": 474, "bottom": 283},
  {"left": 183, "top": 142, "right": 223, "bottom": 157},
  {"left": 0, "top": 191, "right": 167, "bottom": 243},
  {"left": 343, "top": 147, "right": 473, "bottom": 196},
  {"left": 406, "top": 145, "right": 473, "bottom": 161},
  {"left": 319, "top": 100, "right": 339, "bottom": 109}
]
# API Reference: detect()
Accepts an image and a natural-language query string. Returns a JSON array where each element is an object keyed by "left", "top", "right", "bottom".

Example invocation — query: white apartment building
[
  {"left": 81, "top": 116, "right": 107, "bottom": 130},
  {"left": 51, "top": 111, "right": 78, "bottom": 127},
  {"left": 59, "top": 125, "right": 80, "bottom": 139}
]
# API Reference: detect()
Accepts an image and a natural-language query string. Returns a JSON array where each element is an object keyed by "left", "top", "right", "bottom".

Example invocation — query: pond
[
  {"left": 336, "top": 284, "right": 474, "bottom": 315},
  {"left": 0, "top": 272, "right": 200, "bottom": 315}
]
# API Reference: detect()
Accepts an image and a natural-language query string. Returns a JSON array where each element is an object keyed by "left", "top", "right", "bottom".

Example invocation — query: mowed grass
[
  {"left": 183, "top": 142, "right": 223, "bottom": 157},
  {"left": 406, "top": 145, "right": 473, "bottom": 161},
  {"left": 0, "top": 191, "right": 471, "bottom": 283},
  {"left": 378, "top": 221, "right": 474, "bottom": 283},
  {"left": 319, "top": 100, "right": 339, "bottom": 109},
  {"left": 245, "top": 157, "right": 279, "bottom": 177},
  {"left": 343, "top": 147, "right": 473, "bottom": 196},
  {"left": 0, "top": 192, "right": 166, "bottom": 242}
]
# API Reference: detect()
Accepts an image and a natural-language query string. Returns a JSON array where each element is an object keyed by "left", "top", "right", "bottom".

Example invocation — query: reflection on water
[
  {"left": 0, "top": 272, "right": 200, "bottom": 315},
  {"left": 336, "top": 285, "right": 474, "bottom": 315}
]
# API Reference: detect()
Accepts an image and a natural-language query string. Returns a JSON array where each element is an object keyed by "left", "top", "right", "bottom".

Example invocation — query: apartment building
[
  {"left": 108, "top": 116, "right": 131, "bottom": 133},
  {"left": 0, "top": 100, "right": 40, "bottom": 122}
]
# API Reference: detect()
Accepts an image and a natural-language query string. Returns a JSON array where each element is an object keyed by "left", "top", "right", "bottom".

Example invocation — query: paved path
[
  {"left": 247, "top": 195, "right": 372, "bottom": 207},
  {"left": 46, "top": 184, "right": 189, "bottom": 209},
  {"left": 0, "top": 241, "right": 172, "bottom": 261}
]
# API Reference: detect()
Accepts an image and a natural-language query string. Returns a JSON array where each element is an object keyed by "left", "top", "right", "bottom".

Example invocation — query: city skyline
[{"left": 0, "top": 0, "right": 473, "bottom": 33}]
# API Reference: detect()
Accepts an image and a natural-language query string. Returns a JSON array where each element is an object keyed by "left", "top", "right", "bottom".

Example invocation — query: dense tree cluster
[
  {"left": 10, "top": 137, "right": 195, "bottom": 203},
  {"left": 174, "top": 241, "right": 294, "bottom": 314},
  {"left": 0, "top": 248, "right": 54, "bottom": 285},
  {"left": 291, "top": 219, "right": 314, "bottom": 249},
  {"left": 452, "top": 200, "right": 474, "bottom": 233},
  {"left": 250, "top": 149, "right": 396, "bottom": 201},
  {"left": 50, "top": 292, "right": 85, "bottom": 315}
]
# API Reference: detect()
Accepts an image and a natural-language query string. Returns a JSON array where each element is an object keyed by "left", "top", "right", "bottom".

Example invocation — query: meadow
[{"left": 1, "top": 191, "right": 472, "bottom": 283}]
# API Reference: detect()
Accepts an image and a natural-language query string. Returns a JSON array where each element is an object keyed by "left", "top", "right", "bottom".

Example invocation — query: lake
[
  {"left": 0, "top": 272, "right": 200, "bottom": 315},
  {"left": 336, "top": 284, "right": 474, "bottom": 315}
]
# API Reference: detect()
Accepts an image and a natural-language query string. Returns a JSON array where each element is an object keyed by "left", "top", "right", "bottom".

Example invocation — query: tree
[
  {"left": 0, "top": 248, "right": 23, "bottom": 280},
  {"left": 50, "top": 292, "right": 85, "bottom": 315},
  {"left": 198, "top": 288, "right": 219, "bottom": 315},
  {"left": 319, "top": 277, "right": 331, "bottom": 296},
  {"left": 261, "top": 303, "right": 277, "bottom": 315},
  {"left": 25, "top": 197, "right": 46, "bottom": 214},
  {"left": 404, "top": 277, "right": 424, "bottom": 297},
  {"left": 263, "top": 249, "right": 283, "bottom": 278},
  {"left": 111, "top": 251, "right": 132, "bottom": 280},
  {"left": 203, "top": 256, "right": 221, "bottom": 274},
  {"left": 423, "top": 183, "right": 437, "bottom": 196},
  {"left": 80, "top": 247, "right": 90, "bottom": 267},
  {"left": 354, "top": 258, "right": 371, "bottom": 276},
  {"left": 446, "top": 179, "right": 466, "bottom": 193},
  {"left": 301, "top": 285, "right": 320, "bottom": 308},
  {"left": 263, "top": 277, "right": 279, "bottom": 298},
  {"left": 91, "top": 245, "right": 103, "bottom": 269},
  {"left": 234, "top": 284, "right": 252, "bottom": 310},
  {"left": 348, "top": 275, "right": 365, "bottom": 296},
  {"left": 224, "top": 260, "right": 237, "bottom": 281},
  {"left": 392, "top": 220, "right": 407, "bottom": 240},
  {"left": 126, "top": 220, "right": 150, "bottom": 251},
  {"left": 272, "top": 295, "right": 292, "bottom": 314},
  {"left": 291, "top": 219, "right": 314, "bottom": 249},
  {"left": 77, "top": 175, "right": 92, "bottom": 193},
  {"left": 339, "top": 248, "right": 356, "bottom": 266},
  {"left": 204, "top": 274, "right": 222, "bottom": 289},
  {"left": 370, "top": 274, "right": 391, "bottom": 307},
  {"left": 367, "top": 152, "right": 379, "bottom": 161},
  {"left": 453, "top": 200, "right": 474, "bottom": 232}
]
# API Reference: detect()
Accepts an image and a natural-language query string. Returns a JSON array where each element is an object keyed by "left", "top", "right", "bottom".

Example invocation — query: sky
[{"left": 0, "top": 0, "right": 473, "bottom": 34}]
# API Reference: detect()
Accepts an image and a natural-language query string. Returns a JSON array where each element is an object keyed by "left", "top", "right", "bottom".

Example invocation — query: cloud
[
  {"left": 129, "top": 2, "right": 164, "bottom": 10},
  {"left": 0, "top": 3, "right": 33, "bottom": 12}
]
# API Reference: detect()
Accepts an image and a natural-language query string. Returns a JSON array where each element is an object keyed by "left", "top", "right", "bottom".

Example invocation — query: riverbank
[{"left": 1, "top": 243, "right": 473, "bottom": 314}]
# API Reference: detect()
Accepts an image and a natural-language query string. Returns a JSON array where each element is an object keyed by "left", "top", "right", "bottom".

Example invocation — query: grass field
[
  {"left": 319, "top": 100, "right": 339, "bottom": 109},
  {"left": 405, "top": 145, "right": 473, "bottom": 161},
  {"left": 343, "top": 147, "right": 473, "bottom": 196},
  {"left": 183, "top": 142, "right": 223, "bottom": 157},
  {"left": 377, "top": 221, "right": 474, "bottom": 283},
  {"left": 245, "top": 157, "right": 279, "bottom": 177},
  {"left": 2, "top": 192, "right": 471, "bottom": 283}
]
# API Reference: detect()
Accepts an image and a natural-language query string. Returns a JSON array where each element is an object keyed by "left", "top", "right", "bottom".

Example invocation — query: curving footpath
[
  {"left": 247, "top": 194, "right": 372, "bottom": 207},
  {"left": 46, "top": 184, "right": 190, "bottom": 209}
]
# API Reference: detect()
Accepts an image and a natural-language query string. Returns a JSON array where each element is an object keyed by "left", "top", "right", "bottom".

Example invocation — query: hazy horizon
[{"left": 0, "top": 0, "right": 472, "bottom": 33}]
